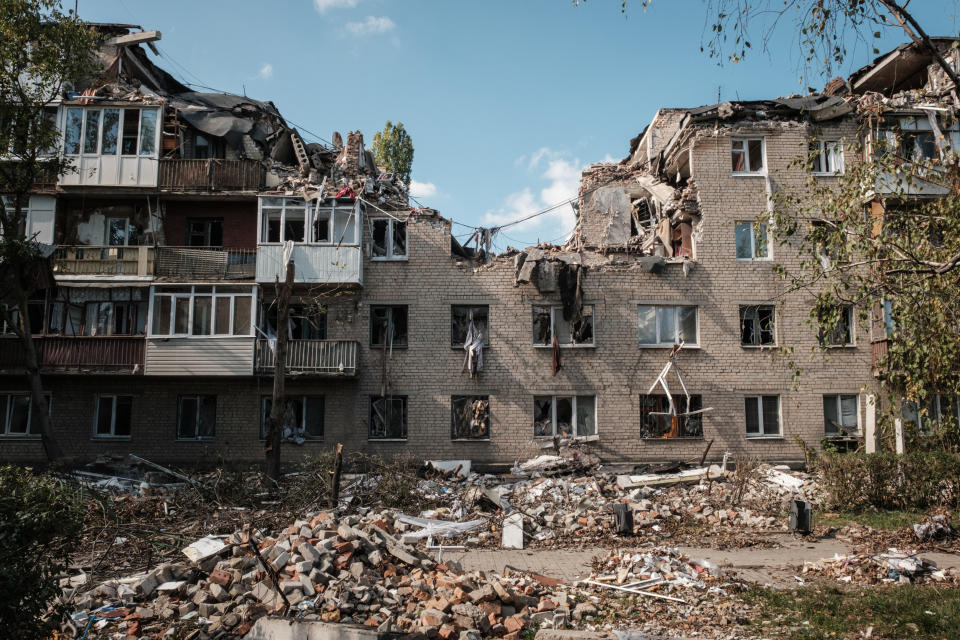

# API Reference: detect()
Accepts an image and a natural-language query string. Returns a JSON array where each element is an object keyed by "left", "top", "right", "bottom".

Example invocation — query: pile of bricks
[{"left": 65, "top": 510, "right": 568, "bottom": 639}]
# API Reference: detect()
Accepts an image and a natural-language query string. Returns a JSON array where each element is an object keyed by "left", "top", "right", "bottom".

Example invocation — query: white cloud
[
  {"left": 258, "top": 63, "right": 273, "bottom": 80},
  {"left": 345, "top": 16, "right": 396, "bottom": 36},
  {"left": 314, "top": 0, "right": 359, "bottom": 12},
  {"left": 409, "top": 180, "right": 437, "bottom": 198},
  {"left": 483, "top": 148, "right": 584, "bottom": 245}
]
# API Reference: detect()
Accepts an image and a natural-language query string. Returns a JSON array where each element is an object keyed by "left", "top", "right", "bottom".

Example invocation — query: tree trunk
[
  {"left": 265, "top": 260, "right": 295, "bottom": 483},
  {"left": 15, "top": 289, "right": 62, "bottom": 462}
]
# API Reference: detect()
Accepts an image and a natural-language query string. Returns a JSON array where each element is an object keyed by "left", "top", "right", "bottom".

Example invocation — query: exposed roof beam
[{"left": 104, "top": 30, "right": 162, "bottom": 47}]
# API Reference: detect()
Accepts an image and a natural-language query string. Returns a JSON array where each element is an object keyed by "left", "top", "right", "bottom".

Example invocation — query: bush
[
  {"left": 0, "top": 466, "right": 85, "bottom": 640},
  {"left": 818, "top": 452, "right": 960, "bottom": 511}
]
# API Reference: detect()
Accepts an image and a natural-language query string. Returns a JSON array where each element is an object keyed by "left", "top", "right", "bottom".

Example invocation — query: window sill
[
  {"left": 638, "top": 344, "right": 700, "bottom": 349},
  {"left": 731, "top": 171, "right": 767, "bottom": 177},
  {"left": 745, "top": 435, "right": 784, "bottom": 440},
  {"left": 820, "top": 344, "right": 857, "bottom": 349},
  {"left": 257, "top": 242, "right": 361, "bottom": 247},
  {"left": 824, "top": 433, "right": 861, "bottom": 439},
  {"left": 0, "top": 434, "right": 41, "bottom": 440},
  {"left": 532, "top": 344, "right": 596, "bottom": 349},
  {"left": 641, "top": 437, "right": 704, "bottom": 442},
  {"left": 92, "top": 435, "right": 132, "bottom": 441},
  {"left": 741, "top": 344, "right": 778, "bottom": 350},
  {"left": 369, "top": 345, "right": 408, "bottom": 350},
  {"left": 451, "top": 438, "right": 491, "bottom": 443},
  {"left": 368, "top": 438, "right": 408, "bottom": 442},
  {"left": 735, "top": 258, "right": 773, "bottom": 263},
  {"left": 450, "top": 344, "right": 490, "bottom": 350},
  {"left": 811, "top": 172, "right": 843, "bottom": 177},
  {"left": 371, "top": 257, "right": 409, "bottom": 262},
  {"left": 176, "top": 438, "right": 217, "bottom": 443}
]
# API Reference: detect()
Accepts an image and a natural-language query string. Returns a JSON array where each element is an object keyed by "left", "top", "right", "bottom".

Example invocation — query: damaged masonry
[{"left": 4, "top": 29, "right": 960, "bottom": 465}]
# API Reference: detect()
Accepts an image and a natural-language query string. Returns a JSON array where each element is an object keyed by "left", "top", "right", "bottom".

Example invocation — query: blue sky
[{"left": 77, "top": 0, "right": 956, "bottom": 250}]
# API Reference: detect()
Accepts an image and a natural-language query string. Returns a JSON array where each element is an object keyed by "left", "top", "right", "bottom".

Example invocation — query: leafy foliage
[
  {"left": 371, "top": 120, "right": 414, "bottom": 188},
  {"left": 0, "top": 466, "right": 85, "bottom": 640}
]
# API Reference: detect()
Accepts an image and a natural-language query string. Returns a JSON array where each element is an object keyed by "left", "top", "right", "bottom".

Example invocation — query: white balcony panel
[
  {"left": 60, "top": 155, "right": 158, "bottom": 187},
  {"left": 255, "top": 245, "right": 362, "bottom": 285},
  {"left": 145, "top": 337, "right": 254, "bottom": 376}
]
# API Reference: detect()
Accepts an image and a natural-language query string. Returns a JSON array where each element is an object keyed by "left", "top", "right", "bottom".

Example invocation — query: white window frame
[
  {"left": 93, "top": 394, "right": 132, "bottom": 439},
  {"left": 148, "top": 285, "right": 256, "bottom": 338},
  {"left": 823, "top": 393, "right": 861, "bottom": 436},
  {"left": 744, "top": 395, "right": 782, "bottom": 438},
  {"left": 370, "top": 218, "right": 408, "bottom": 261},
  {"left": 734, "top": 220, "right": 772, "bottom": 261},
  {"left": 532, "top": 304, "right": 595, "bottom": 348},
  {"left": 731, "top": 137, "right": 766, "bottom": 175},
  {"left": 637, "top": 304, "right": 699, "bottom": 347},
  {"left": 811, "top": 140, "right": 844, "bottom": 175},
  {"left": 177, "top": 394, "right": 216, "bottom": 441},
  {"left": 61, "top": 106, "right": 160, "bottom": 158},
  {"left": 257, "top": 197, "right": 361, "bottom": 246},
  {"left": 0, "top": 392, "right": 49, "bottom": 438},
  {"left": 533, "top": 395, "right": 597, "bottom": 439}
]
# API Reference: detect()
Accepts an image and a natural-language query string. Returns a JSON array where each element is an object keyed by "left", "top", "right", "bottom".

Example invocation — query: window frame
[
  {"left": 450, "top": 395, "right": 491, "bottom": 441},
  {"left": 176, "top": 394, "right": 217, "bottom": 441},
  {"left": 450, "top": 304, "right": 490, "bottom": 348},
  {"left": 730, "top": 137, "right": 766, "bottom": 175},
  {"left": 810, "top": 139, "right": 845, "bottom": 175},
  {"left": 369, "top": 305, "right": 408, "bottom": 349},
  {"left": 368, "top": 394, "right": 408, "bottom": 441},
  {"left": 744, "top": 395, "right": 782, "bottom": 438},
  {"left": 148, "top": 285, "right": 256, "bottom": 338},
  {"left": 639, "top": 393, "right": 704, "bottom": 439},
  {"left": 734, "top": 220, "right": 772, "bottom": 261},
  {"left": 637, "top": 304, "right": 699, "bottom": 347},
  {"left": 818, "top": 305, "right": 856, "bottom": 347},
  {"left": 257, "top": 197, "right": 361, "bottom": 246},
  {"left": 739, "top": 304, "right": 777, "bottom": 347},
  {"left": 0, "top": 392, "right": 50, "bottom": 438},
  {"left": 823, "top": 393, "right": 861, "bottom": 437},
  {"left": 61, "top": 106, "right": 160, "bottom": 158},
  {"left": 92, "top": 394, "right": 133, "bottom": 439},
  {"left": 531, "top": 304, "right": 595, "bottom": 348},
  {"left": 259, "top": 395, "right": 325, "bottom": 441},
  {"left": 371, "top": 218, "right": 409, "bottom": 261},
  {"left": 533, "top": 395, "right": 597, "bottom": 439}
]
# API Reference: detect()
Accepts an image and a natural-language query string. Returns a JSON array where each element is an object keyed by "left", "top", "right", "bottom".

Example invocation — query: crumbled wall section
[{"left": 580, "top": 184, "right": 633, "bottom": 246}]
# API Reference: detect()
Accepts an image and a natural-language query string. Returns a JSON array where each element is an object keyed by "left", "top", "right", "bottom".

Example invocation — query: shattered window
[
  {"left": 451, "top": 395, "right": 490, "bottom": 440},
  {"left": 262, "top": 303, "right": 327, "bottom": 340},
  {"left": 533, "top": 395, "right": 596, "bottom": 438},
  {"left": 734, "top": 221, "right": 769, "bottom": 260},
  {"left": 451, "top": 305, "right": 489, "bottom": 347},
  {"left": 121, "top": 109, "right": 139, "bottom": 155},
  {"left": 63, "top": 108, "right": 82, "bottom": 154},
  {"left": 731, "top": 137, "right": 765, "bottom": 173},
  {"left": 260, "top": 197, "right": 311, "bottom": 243},
  {"left": 0, "top": 393, "right": 49, "bottom": 436},
  {"left": 639, "top": 394, "right": 703, "bottom": 439},
  {"left": 369, "top": 395, "right": 407, "bottom": 440},
  {"left": 740, "top": 305, "right": 776, "bottom": 346},
  {"left": 823, "top": 394, "right": 859, "bottom": 436},
  {"left": 82, "top": 109, "right": 100, "bottom": 154},
  {"left": 370, "top": 305, "right": 408, "bottom": 348},
  {"left": 811, "top": 140, "right": 844, "bottom": 174},
  {"left": 178, "top": 395, "right": 216, "bottom": 440},
  {"left": 532, "top": 305, "right": 593, "bottom": 346},
  {"left": 101, "top": 109, "right": 119, "bottom": 154},
  {"left": 313, "top": 209, "right": 331, "bottom": 243},
  {"left": 186, "top": 218, "right": 224, "bottom": 247},
  {"left": 638, "top": 305, "right": 697, "bottom": 346},
  {"left": 745, "top": 395, "right": 781, "bottom": 437},
  {"left": 371, "top": 219, "right": 407, "bottom": 259},
  {"left": 94, "top": 394, "right": 132, "bottom": 438},
  {"left": 817, "top": 305, "right": 854, "bottom": 347},
  {"left": 260, "top": 395, "right": 324, "bottom": 440}
]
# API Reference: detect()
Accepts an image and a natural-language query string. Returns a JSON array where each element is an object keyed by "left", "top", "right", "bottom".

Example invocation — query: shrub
[
  {"left": 818, "top": 452, "right": 960, "bottom": 511},
  {"left": 0, "top": 466, "right": 85, "bottom": 640}
]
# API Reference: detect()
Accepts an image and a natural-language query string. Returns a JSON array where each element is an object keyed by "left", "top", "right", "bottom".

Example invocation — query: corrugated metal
[
  {"left": 145, "top": 337, "right": 254, "bottom": 376},
  {"left": 255, "top": 245, "right": 362, "bottom": 284}
]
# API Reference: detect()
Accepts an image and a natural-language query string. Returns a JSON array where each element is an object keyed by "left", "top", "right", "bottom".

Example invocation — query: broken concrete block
[{"left": 502, "top": 514, "right": 524, "bottom": 549}]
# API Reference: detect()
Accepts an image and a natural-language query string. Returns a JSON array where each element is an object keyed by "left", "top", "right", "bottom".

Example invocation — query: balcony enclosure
[
  {"left": 58, "top": 105, "right": 162, "bottom": 187},
  {"left": 255, "top": 196, "right": 362, "bottom": 285}
]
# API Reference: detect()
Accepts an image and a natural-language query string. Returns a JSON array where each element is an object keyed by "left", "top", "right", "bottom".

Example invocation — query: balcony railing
[
  {"left": 158, "top": 159, "right": 264, "bottom": 192},
  {"left": 872, "top": 338, "right": 889, "bottom": 373},
  {"left": 255, "top": 339, "right": 358, "bottom": 376},
  {"left": 0, "top": 336, "right": 145, "bottom": 372},
  {"left": 53, "top": 246, "right": 154, "bottom": 278},
  {"left": 155, "top": 247, "right": 256, "bottom": 280}
]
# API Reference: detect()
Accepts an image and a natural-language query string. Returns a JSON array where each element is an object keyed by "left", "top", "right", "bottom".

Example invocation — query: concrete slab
[{"left": 247, "top": 619, "right": 407, "bottom": 640}]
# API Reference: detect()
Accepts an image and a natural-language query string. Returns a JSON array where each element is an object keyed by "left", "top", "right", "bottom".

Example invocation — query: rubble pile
[
  {"left": 801, "top": 550, "right": 960, "bottom": 586},
  {"left": 64, "top": 510, "right": 574, "bottom": 640}
]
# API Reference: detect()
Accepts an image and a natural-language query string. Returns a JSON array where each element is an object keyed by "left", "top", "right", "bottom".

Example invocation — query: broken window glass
[
  {"left": 533, "top": 396, "right": 553, "bottom": 437},
  {"left": 63, "top": 108, "right": 82, "bottom": 154},
  {"left": 372, "top": 219, "right": 388, "bottom": 257},
  {"left": 101, "top": 109, "right": 119, "bottom": 155},
  {"left": 392, "top": 221, "right": 407, "bottom": 256},
  {"left": 83, "top": 109, "right": 100, "bottom": 154},
  {"left": 533, "top": 395, "right": 597, "bottom": 438},
  {"left": 811, "top": 140, "right": 844, "bottom": 173},
  {"left": 332, "top": 206, "right": 357, "bottom": 244},
  {"left": 121, "top": 109, "right": 139, "bottom": 155},
  {"left": 576, "top": 395, "right": 596, "bottom": 437},
  {"left": 451, "top": 395, "right": 490, "bottom": 440},
  {"left": 818, "top": 305, "right": 854, "bottom": 346},
  {"left": 532, "top": 306, "right": 552, "bottom": 346},
  {"left": 639, "top": 394, "right": 703, "bottom": 438},
  {"left": 369, "top": 395, "right": 407, "bottom": 439},
  {"left": 95, "top": 395, "right": 132, "bottom": 437},
  {"left": 313, "top": 209, "right": 331, "bottom": 243},
  {"left": 260, "top": 396, "right": 324, "bottom": 440},
  {"left": 740, "top": 305, "right": 776, "bottom": 346},
  {"left": 370, "top": 305, "right": 408, "bottom": 348},
  {"left": 451, "top": 305, "right": 489, "bottom": 346},
  {"left": 533, "top": 305, "right": 593, "bottom": 346},
  {"left": 178, "top": 395, "right": 216, "bottom": 440},
  {"left": 371, "top": 219, "right": 407, "bottom": 259},
  {"left": 824, "top": 394, "right": 859, "bottom": 436},
  {"left": 745, "top": 395, "right": 780, "bottom": 437}
]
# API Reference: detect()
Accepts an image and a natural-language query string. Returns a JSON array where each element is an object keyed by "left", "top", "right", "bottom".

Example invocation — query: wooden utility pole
[
  {"left": 329, "top": 442, "right": 343, "bottom": 508},
  {"left": 265, "top": 260, "right": 295, "bottom": 482}
]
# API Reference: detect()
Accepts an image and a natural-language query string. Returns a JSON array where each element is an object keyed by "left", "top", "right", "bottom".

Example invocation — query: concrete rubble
[{"left": 801, "top": 549, "right": 960, "bottom": 585}]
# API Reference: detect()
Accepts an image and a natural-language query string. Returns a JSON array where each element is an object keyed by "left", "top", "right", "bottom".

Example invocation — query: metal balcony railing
[
  {"left": 255, "top": 339, "right": 358, "bottom": 376},
  {"left": 154, "top": 247, "right": 256, "bottom": 280},
  {"left": 158, "top": 158, "right": 264, "bottom": 191},
  {"left": 53, "top": 246, "right": 154, "bottom": 277},
  {"left": 0, "top": 336, "right": 145, "bottom": 372}
]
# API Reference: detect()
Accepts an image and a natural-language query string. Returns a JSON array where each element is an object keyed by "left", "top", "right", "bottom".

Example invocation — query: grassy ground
[
  {"left": 740, "top": 584, "right": 960, "bottom": 639},
  {"left": 817, "top": 509, "right": 958, "bottom": 531}
]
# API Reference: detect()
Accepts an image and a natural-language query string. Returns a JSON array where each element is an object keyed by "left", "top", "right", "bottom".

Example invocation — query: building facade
[{"left": 2, "top": 27, "right": 956, "bottom": 468}]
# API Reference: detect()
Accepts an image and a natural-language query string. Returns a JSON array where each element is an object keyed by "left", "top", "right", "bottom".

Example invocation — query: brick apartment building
[{"left": 1, "top": 26, "right": 956, "bottom": 468}]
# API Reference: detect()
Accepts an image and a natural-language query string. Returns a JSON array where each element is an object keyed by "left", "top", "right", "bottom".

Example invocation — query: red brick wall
[{"left": 163, "top": 200, "right": 257, "bottom": 249}]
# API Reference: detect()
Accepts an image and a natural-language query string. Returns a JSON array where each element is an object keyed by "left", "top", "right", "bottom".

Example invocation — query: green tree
[
  {"left": 371, "top": 120, "right": 414, "bottom": 189},
  {"left": 0, "top": 466, "right": 85, "bottom": 639},
  {"left": 0, "top": 0, "right": 96, "bottom": 461}
]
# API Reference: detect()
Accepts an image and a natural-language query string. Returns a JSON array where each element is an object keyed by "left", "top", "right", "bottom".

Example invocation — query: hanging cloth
[{"left": 463, "top": 320, "right": 484, "bottom": 377}]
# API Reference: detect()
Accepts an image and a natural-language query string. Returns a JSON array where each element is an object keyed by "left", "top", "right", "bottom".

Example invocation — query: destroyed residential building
[{"left": 1, "top": 27, "right": 957, "bottom": 466}]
